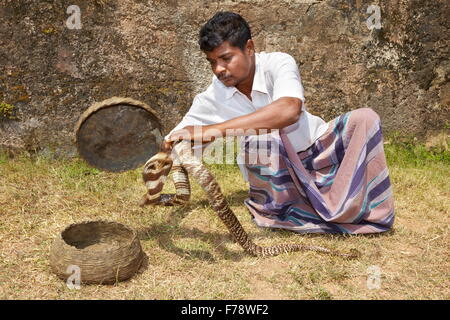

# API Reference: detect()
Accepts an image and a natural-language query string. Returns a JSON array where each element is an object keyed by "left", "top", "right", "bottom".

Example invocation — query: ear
[{"left": 245, "top": 39, "right": 255, "bottom": 56}]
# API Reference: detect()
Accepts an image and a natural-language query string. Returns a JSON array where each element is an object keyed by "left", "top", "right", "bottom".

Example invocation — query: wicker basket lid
[{"left": 74, "top": 97, "right": 163, "bottom": 172}]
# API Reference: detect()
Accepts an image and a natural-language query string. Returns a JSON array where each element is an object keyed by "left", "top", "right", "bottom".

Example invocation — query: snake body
[{"left": 141, "top": 140, "right": 360, "bottom": 259}]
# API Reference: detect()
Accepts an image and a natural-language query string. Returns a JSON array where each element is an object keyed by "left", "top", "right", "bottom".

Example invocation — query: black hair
[{"left": 198, "top": 11, "right": 252, "bottom": 52}]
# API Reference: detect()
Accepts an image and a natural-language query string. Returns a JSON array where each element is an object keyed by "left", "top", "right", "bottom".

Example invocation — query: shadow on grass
[
  {"left": 275, "top": 228, "right": 396, "bottom": 239},
  {"left": 135, "top": 251, "right": 150, "bottom": 276},
  {"left": 189, "top": 189, "right": 249, "bottom": 208},
  {"left": 135, "top": 188, "right": 255, "bottom": 262},
  {"left": 137, "top": 188, "right": 395, "bottom": 262},
  {"left": 136, "top": 205, "right": 245, "bottom": 262}
]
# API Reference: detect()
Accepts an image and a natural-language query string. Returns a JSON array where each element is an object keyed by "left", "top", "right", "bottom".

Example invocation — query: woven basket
[{"left": 50, "top": 221, "right": 145, "bottom": 285}]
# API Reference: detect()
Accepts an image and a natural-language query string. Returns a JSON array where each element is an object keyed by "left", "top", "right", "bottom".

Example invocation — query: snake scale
[{"left": 140, "top": 140, "right": 360, "bottom": 259}]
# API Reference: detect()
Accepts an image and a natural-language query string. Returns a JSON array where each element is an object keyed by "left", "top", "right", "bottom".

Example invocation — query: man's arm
[
  {"left": 167, "top": 97, "right": 302, "bottom": 143},
  {"left": 213, "top": 96, "right": 302, "bottom": 135}
]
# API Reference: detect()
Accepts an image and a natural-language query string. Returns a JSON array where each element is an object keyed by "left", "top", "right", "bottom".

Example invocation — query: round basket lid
[{"left": 74, "top": 97, "right": 163, "bottom": 172}]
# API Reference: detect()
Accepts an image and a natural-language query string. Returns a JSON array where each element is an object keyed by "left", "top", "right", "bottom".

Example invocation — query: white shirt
[{"left": 166, "top": 51, "right": 329, "bottom": 180}]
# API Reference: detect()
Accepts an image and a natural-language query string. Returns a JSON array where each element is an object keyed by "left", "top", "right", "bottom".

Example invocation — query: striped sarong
[{"left": 243, "top": 107, "right": 395, "bottom": 234}]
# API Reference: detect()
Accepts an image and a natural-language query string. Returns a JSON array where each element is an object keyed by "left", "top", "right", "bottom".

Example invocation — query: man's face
[{"left": 204, "top": 40, "right": 254, "bottom": 87}]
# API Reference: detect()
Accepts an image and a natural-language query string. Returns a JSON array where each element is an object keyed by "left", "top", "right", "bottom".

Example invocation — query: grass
[{"left": 0, "top": 135, "right": 448, "bottom": 300}]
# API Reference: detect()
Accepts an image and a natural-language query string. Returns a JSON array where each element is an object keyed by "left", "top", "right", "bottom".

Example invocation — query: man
[
  {"left": 164, "top": 12, "right": 327, "bottom": 180},
  {"left": 163, "top": 12, "right": 395, "bottom": 234}
]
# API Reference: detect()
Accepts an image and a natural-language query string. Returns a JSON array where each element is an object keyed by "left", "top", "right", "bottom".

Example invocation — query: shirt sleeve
[{"left": 271, "top": 53, "right": 306, "bottom": 104}]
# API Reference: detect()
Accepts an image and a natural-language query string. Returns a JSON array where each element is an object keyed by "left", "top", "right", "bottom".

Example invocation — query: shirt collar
[
  {"left": 213, "top": 76, "right": 238, "bottom": 100},
  {"left": 251, "top": 53, "right": 268, "bottom": 94},
  {"left": 213, "top": 53, "right": 267, "bottom": 100}
]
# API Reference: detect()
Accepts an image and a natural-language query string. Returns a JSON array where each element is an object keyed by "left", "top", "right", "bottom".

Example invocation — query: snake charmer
[{"left": 157, "top": 11, "right": 395, "bottom": 235}]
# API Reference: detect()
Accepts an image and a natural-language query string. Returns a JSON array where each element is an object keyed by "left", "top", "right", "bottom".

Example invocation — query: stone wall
[{"left": 0, "top": 0, "right": 448, "bottom": 155}]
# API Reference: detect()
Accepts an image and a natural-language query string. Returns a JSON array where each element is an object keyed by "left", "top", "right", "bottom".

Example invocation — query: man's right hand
[{"left": 160, "top": 139, "right": 174, "bottom": 153}]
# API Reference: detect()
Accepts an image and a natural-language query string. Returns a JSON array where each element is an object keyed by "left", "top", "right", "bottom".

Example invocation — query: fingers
[
  {"left": 160, "top": 139, "right": 174, "bottom": 152},
  {"left": 165, "top": 126, "right": 219, "bottom": 144},
  {"left": 168, "top": 128, "right": 191, "bottom": 142}
]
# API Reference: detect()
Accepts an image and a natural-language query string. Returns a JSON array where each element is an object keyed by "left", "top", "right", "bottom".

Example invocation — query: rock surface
[{"left": 0, "top": 0, "right": 448, "bottom": 155}]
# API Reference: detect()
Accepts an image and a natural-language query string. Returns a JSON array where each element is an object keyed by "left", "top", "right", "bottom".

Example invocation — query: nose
[{"left": 214, "top": 63, "right": 226, "bottom": 75}]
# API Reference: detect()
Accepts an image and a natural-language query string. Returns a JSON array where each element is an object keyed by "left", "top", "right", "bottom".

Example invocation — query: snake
[{"left": 140, "top": 140, "right": 360, "bottom": 259}]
